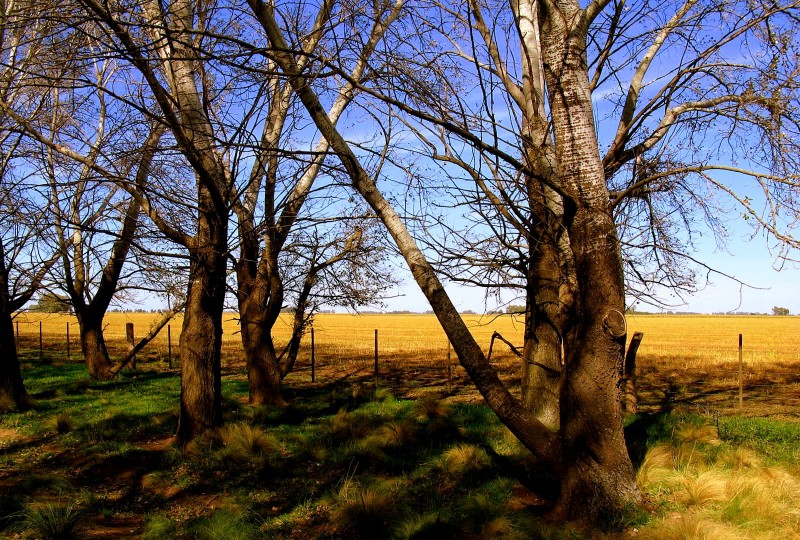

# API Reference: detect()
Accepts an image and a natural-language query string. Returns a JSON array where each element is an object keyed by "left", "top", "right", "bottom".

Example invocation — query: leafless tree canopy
[{"left": 1, "top": 0, "right": 799, "bottom": 523}]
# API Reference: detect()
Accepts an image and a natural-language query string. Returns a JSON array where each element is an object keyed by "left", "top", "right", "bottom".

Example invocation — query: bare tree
[
  {"left": 0, "top": 0, "right": 66, "bottom": 410},
  {"left": 0, "top": 172, "right": 57, "bottom": 411},
  {"left": 62, "top": 0, "right": 243, "bottom": 443},
  {"left": 250, "top": 0, "right": 800, "bottom": 524},
  {"left": 41, "top": 70, "right": 167, "bottom": 378},
  {"left": 232, "top": 0, "right": 403, "bottom": 405},
  {"left": 274, "top": 208, "right": 397, "bottom": 378}
]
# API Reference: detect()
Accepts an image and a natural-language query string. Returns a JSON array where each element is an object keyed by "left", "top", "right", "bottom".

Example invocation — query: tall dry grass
[{"left": 637, "top": 423, "right": 800, "bottom": 539}]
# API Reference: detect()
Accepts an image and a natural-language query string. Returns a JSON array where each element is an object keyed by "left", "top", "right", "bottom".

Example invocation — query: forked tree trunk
[
  {"left": 0, "top": 310, "right": 30, "bottom": 411},
  {"left": 235, "top": 236, "right": 287, "bottom": 407},
  {"left": 239, "top": 297, "right": 286, "bottom": 406},
  {"left": 75, "top": 309, "right": 115, "bottom": 381}
]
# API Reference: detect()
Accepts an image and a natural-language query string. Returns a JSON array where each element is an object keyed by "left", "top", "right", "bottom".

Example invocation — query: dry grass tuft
[
  {"left": 50, "top": 413, "right": 75, "bottom": 434},
  {"left": 440, "top": 444, "right": 491, "bottom": 477},
  {"left": 374, "top": 420, "right": 416, "bottom": 448},
  {"left": 680, "top": 471, "right": 729, "bottom": 506},
  {"left": 217, "top": 423, "right": 279, "bottom": 462},
  {"left": 640, "top": 513, "right": 742, "bottom": 540},
  {"left": 718, "top": 446, "right": 763, "bottom": 470},
  {"left": 413, "top": 394, "right": 451, "bottom": 422},
  {"left": 675, "top": 424, "right": 721, "bottom": 446},
  {"left": 480, "top": 515, "right": 521, "bottom": 539},
  {"left": 330, "top": 408, "right": 351, "bottom": 437},
  {"left": 329, "top": 483, "right": 400, "bottom": 539},
  {"left": 638, "top": 443, "right": 679, "bottom": 487},
  {"left": 348, "top": 384, "right": 371, "bottom": 404}
]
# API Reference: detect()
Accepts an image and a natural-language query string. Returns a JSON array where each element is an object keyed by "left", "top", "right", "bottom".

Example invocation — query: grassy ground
[{"left": 2, "top": 314, "right": 799, "bottom": 538}]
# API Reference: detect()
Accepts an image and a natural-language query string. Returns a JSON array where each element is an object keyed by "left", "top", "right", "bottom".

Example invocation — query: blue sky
[{"left": 377, "top": 231, "right": 799, "bottom": 315}]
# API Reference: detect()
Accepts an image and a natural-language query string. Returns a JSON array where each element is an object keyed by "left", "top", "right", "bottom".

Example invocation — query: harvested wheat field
[{"left": 12, "top": 312, "right": 800, "bottom": 415}]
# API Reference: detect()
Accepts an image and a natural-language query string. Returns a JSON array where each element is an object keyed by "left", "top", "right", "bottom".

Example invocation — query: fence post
[
  {"left": 126, "top": 322, "right": 136, "bottom": 369},
  {"left": 167, "top": 324, "right": 172, "bottom": 369},
  {"left": 310, "top": 326, "right": 316, "bottom": 383},
  {"left": 15, "top": 320, "right": 19, "bottom": 338},
  {"left": 374, "top": 328, "right": 379, "bottom": 390},
  {"left": 39, "top": 321, "right": 43, "bottom": 360},
  {"left": 623, "top": 331, "right": 644, "bottom": 413},
  {"left": 738, "top": 333, "right": 743, "bottom": 408},
  {"left": 66, "top": 323, "right": 70, "bottom": 360},
  {"left": 446, "top": 342, "right": 452, "bottom": 394}
]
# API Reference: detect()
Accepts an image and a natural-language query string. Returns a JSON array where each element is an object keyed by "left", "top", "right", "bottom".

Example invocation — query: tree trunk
[
  {"left": 516, "top": 0, "right": 568, "bottom": 431},
  {"left": 75, "top": 309, "right": 115, "bottom": 381},
  {"left": 522, "top": 205, "right": 565, "bottom": 429},
  {"left": 553, "top": 208, "right": 638, "bottom": 521},
  {"left": 239, "top": 296, "right": 286, "bottom": 406},
  {"left": 0, "top": 310, "right": 29, "bottom": 411},
  {"left": 176, "top": 229, "right": 227, "bottom": 444},
  {"left": 540, "top": 6, "right": 641, "bottom": 518}
]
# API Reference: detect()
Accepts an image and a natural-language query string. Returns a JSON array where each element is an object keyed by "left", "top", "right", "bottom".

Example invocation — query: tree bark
[
  {"left": 75, "top": 309, "right": 115, "bottom": 381},
  {"left": 0, "top": 310, "right": 29, "bottom": 411},
  {"left": 522, "top": 201, "right": 565, "bottom": 429},
  {"left": 176, "top": 234, "right": 226, "bottom": 443},
  {"left": 540, "top": 2, "right": 641, "bottom": 518}
]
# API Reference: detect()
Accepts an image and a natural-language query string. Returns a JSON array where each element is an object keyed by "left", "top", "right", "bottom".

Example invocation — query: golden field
[
  {"left": 12, "top": 311, "right": 799, "bottom": 365},
  {"left": 12, "top": 311, "right": 800, "bottom": 412}
]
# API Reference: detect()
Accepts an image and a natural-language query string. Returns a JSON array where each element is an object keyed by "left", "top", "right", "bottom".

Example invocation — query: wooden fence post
[
  {"left": 311, "top": 326, "right": 315, "bottom": 383},
  {"left": 66, "top": 323, "right": 70, "bottom": 360},
  {"left": 623, "top": 331, "right": 644, "bottom": 414},
  {"left": 374, "top": 328, "right": 379, "bottom": 390},
  {"left": 167, "top": 324, "right": 172, "bottom": 369},
  {"left": 39, "top": 321, "right": 43, "bottom": 360},
  {"left": 126, "top": 322, "right": 136, "bottom": 369},
  {"left": 446, "top": 342, "right": 452, "bottom": 394},
  {"left": 738, "top": 333, "right": 743, "bottom": 408}
]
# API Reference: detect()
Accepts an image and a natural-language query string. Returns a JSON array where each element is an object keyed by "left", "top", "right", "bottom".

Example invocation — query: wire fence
[{"left": 12, "top": 313, "right": 800, "bottom": 412}]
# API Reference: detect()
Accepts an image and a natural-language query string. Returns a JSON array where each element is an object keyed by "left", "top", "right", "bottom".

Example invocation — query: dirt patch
[{"left": 0, "top": 428, "right": 27, "bottom": 448}]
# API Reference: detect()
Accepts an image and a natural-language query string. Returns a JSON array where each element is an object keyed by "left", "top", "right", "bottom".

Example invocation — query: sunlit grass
[{"left": 637, "top": 419, "right": 800, "bottom": 539}]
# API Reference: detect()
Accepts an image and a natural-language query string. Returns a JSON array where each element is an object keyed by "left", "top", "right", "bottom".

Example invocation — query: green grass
[
  {"left": 2, "top": 356, "right": 799, "bottom": 538},
  {"left": 716, "top": 416, "right": 800, "bottom": 464},
  {"left": 13, "top": 500, "right": 84, "bottom": 539}
]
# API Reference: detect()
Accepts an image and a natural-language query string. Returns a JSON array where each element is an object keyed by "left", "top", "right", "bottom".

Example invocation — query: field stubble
[{"left": 12, "top": 312, "right": 800, "bottom": 415}]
